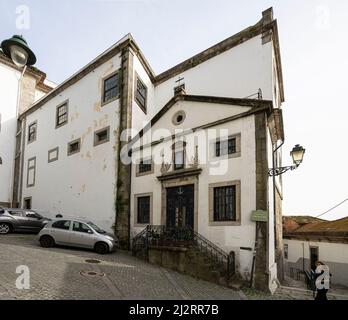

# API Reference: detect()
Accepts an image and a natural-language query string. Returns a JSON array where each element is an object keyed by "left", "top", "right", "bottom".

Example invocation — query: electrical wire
[{"left": 315, "top": 198, "right": 348, "bottom": 218}]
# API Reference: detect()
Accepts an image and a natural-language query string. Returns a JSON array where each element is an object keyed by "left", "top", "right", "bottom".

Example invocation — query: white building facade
[
  {"left": 0, "top": 51, "right": 52, "bottom": 208},
  {"left": 2, "top": 8, "right": 285, "bottom": 292}
]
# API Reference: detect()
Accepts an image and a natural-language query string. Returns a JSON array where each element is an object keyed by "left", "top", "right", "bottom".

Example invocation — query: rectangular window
[
  {"left": 56, "top": 102, "right": 68, "bottom": 128},
  {"left": 213, "top": 185, "right": 236, "bottom": 222},
  {"left": 216, "top": 137, "right": 236, "bottom": 157},
  {"left": 28, "top": 121, "right": 37, "bottom": 143},
  {"left": 284, "top": 244, "right": 289, "bottom": 260},
  {"left": 139, "top": 158, "right": 152, "bottom": 174},
  {"left": 137, "top": 196, "right": 150, "bottom": 224},
  {"left": 26, "top": 157, "right": 36, "bottom": 188},
  {"left": 67, "top": 138, "right": 81, "bottom": 156},
  {"left": 103, "top": 73, "right": 119, "bottom": 104},
  {"left": 135, "top": 75, "right": 147, "bottom": 113},
  {"left": 174, "top": 150, "right": 185, "bottom": 170},
  {"left": 94, "top": 126, "right": 110, "bottom": 146},
  {"left": 48, "top": 147, "right": 59, "bottom": 163}
]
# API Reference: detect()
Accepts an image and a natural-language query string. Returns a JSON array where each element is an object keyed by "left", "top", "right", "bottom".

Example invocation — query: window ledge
[{"left": 208, "top": 220, "right": 241, "bottom": 226}]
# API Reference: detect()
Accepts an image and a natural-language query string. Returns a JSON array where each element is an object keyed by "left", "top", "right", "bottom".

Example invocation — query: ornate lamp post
[{"left": 268, "top": 144, "right": 306, "bottom": 177}]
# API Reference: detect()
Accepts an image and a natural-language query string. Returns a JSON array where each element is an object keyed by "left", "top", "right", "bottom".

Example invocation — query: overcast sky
[{"left": 1, "top": 0, "right": 347, "bottom": 220}]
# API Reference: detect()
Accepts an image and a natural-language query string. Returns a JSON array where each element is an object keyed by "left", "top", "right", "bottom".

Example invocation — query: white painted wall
[
  {"left": 0, "top": 63, "right": 20, "bottom": 205},
  {"left": 130, "top": 100, "right": 258, "bottom": 280},
  {"left": 22, "top": 56, "right": 122, "bottom": 231},
  {"left": 284, "top": 238, "right": 348, "bottom": 287},
  {"left": 154, "top": 36, "right": 273, "bottom": 114}
]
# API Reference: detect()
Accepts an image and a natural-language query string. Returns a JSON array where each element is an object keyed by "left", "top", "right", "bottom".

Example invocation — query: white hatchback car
[{"left": 37, "top": 218, "right": 118, "bottom": 254}]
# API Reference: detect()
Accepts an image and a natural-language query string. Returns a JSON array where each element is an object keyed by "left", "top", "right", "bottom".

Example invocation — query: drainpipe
[
  {"left": 273, "top": 139, "right": 284, "bottom": 281},
  {"left": 127, "top": 149, "right": 132, "bottom": 250}
]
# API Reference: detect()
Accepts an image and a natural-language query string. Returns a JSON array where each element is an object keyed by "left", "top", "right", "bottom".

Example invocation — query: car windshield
[{"left": 87, "top": 221, "right": 106, "bottom": 234}]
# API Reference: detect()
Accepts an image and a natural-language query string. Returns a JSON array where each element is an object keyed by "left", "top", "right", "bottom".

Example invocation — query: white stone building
[{"left": 1, "top": 8, "right": 286, "bottom": 292}]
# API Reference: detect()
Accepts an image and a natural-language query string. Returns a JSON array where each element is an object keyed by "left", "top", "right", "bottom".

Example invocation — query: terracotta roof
[
  {"left": 295, "top": 217, "right": 348, "bottom": 233},
  {"left": 283, "top": 216, "right": 348, "bottom": 242}
]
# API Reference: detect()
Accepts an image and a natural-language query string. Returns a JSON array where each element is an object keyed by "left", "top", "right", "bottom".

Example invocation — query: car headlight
[{"left": 105, "top": 235, "right": 114, "bottom": 241}]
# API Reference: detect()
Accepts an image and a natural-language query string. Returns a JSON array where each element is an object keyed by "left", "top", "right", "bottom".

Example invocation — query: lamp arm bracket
[{"left": 268, "top": 164, "right": 299, "bottom": 177}]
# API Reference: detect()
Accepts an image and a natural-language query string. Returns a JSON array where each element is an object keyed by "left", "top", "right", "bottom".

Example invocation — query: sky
[{"left": 1, "top": 0, "right": 347, "bottom": 220}]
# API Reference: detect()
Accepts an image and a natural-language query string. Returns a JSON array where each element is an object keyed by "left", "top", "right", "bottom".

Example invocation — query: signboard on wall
[{"left": 251, "top": 210, "right": 268, "bottom": 222}]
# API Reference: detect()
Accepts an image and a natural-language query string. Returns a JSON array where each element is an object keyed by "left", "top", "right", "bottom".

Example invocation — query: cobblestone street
[
  {"left": 1, "top": 234, "right": 348, "bottom": 300},
  {"left": 0, "top": 234, "right": 242, "bottom": 300}
]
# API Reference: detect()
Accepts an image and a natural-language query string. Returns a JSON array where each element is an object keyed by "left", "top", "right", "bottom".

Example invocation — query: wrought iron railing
[{"left": 132, "top": 225, "right": 235, "bottom": 280}]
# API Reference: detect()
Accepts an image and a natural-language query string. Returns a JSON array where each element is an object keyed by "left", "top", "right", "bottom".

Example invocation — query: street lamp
[
  {"left": 1, "top": 35, "right": 36, "bottom": 67},
  {"left": 268, "top": 144, "right": 305, "bottom": 177}
]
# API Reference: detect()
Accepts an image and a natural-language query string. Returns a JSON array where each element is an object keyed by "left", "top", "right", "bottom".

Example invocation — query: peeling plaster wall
[
  {"left": 22, "top": 55, "right": 122, "bottom": 231},
  {"left": 154, "top": 36, "right": 273, "bottom": 114}
]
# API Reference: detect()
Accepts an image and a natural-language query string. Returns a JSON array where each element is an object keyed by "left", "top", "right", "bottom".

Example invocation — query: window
[
  {"left": 94, "top": 126, "right": 110, "bottom": 146},
  {"left": 24, "top": 197, "right": 32, "bottom": 209},
  {"left": 25, "top": 211, "right": 41, "bottom": 219},
  {"left": 136, "top": 158, "right": 153, "bottom": 176},
  {"left": 216, "top": 137, "right": 236, "bottom": 157},
  {"left": 48, "top": 147, "right": 59, "bottom": 163},
  {"left": 172, "top": 110, "right": 186, "bottom": 125},
  {"left": 209, "top": 181, "right": 241, "bottom": 226},
  {"left": 28, "top": 121, "right": 37, "bottom": 143},
  {"left": 103, "top": 73, "right": 119, "bottom": 104},
  {"left": 135, "top": 74, "right": 147, "bottom": 113},
  {"left": 284, "top": 244, "right": 288, "bottom": 260},
  {"left": 213, "top": 185, "right": 236, "bottom": 221},
  {"left": 137, "top": 196, "right": 150, "bottom": 224},
  {"left": 172, "top": 141, "right": 186, "bottom": 171},
  {"left": 72, "top": 221, "right": 92, "bottom": 233},
  {"left": 134, "top": 193, "right": 152, "bottom": 226},
  {"left": 52, "top": 220, "right": 71, "bottom": 230},
  {"left": 27, "top": 157, "right": 36, "bottom": 188},
  {"left": 56, "top": 102, "right": 68, "bottom": 128},
  {"left": 67, "top": 138, "right": 81, "bottom": 156},
  {"left": 8, "top": 210, "right": 24, "bottom": 217}
]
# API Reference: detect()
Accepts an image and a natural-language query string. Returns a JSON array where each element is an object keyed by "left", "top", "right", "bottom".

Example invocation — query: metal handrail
[{"left": 132, "top": 225, "right": 235, "bottom": 279}]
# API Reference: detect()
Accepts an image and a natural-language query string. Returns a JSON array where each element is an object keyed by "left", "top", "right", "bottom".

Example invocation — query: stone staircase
[{"left": 132, "top": 225, "right": 239, "bottom": 288}]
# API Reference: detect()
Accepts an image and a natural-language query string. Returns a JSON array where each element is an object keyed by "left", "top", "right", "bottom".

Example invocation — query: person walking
[{"left": 314, "top": 261, "right": 330, "bottom": 301}]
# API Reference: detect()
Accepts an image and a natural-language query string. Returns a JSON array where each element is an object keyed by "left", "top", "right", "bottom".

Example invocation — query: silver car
[
  {"left": 37, "top": 218, "right": 118, "bottom": 254},
  {"left": 0, "top": 208, "right": 51, "bottom": 234}
]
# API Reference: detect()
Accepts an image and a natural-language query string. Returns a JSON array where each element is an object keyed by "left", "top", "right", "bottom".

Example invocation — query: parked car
[
  {"left": 37, "top": 218, "right": 118, "bottom": 254},
  {"left": 0, "top": 208, "right": 51, "bottom": 234}
]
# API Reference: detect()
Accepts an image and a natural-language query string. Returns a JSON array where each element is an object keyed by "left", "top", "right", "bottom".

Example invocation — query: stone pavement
[
  {"left": 2, "top": 234, "right": 348, "bottom": 300},
  {"left": 0, "top": 234, "right": 242, "bottom": 300}
]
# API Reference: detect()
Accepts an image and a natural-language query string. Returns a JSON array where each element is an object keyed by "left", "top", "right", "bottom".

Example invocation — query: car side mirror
[{"left": 87, "top": 230, "right": 93, "bottom": 234}]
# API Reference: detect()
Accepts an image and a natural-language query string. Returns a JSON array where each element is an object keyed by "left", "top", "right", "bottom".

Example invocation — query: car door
[
  {"left": 50, "top": 220, "right": 72, "bottom": 245},
  {"left": 7, "top": 210, "right": 27, "bottom": 231},
  {"left": 70, "top": 221, "right": 96, "bottom": 249},
  {"left": 23, "top": 211, "right": 44, "bottom": 231}
]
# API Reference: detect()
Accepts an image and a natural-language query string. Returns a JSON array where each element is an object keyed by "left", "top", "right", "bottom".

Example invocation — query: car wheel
[
  {"left": 95, "top": 242, "right": 109, "bottom": 254},
  {"left": 39, "top": 235, "right": 55, "bottom": 248},
  {"left": 0, "top": 223, "right": 11, "bottom": 235}
]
